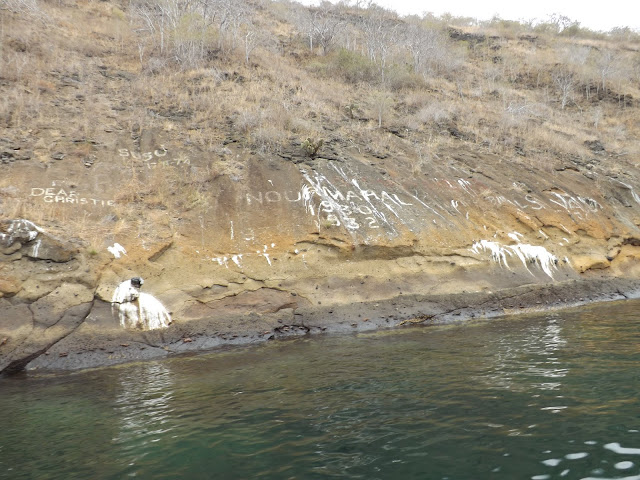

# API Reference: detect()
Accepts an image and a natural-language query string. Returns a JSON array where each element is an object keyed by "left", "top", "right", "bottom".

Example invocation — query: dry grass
[{"left": 1, "top": 0, "right": 639, "bottom": 243}]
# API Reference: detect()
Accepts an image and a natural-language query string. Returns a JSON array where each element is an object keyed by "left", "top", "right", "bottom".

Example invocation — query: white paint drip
[
  {"left": 213, "top": 256, "right": 229, "bottom": 268},
  {"left": 111, "top": 279, "right": 171, "bottom": 330},
  {"left": 107, "top": 243, "right": 127, "bottom": 259},
  {"left": 213, "top": 243, "right": 276, "bottom": 269},
  {"left": 0, "top": 219, "right": 43, "bottom": 246},
  {"left": 619, "top": 181, "right": 640, "bottom": 204},
  {"left": 508, "top": 231, "right": 524, "bottom": 241},
  {"left": 457, "top": 178, "right": 475, "bottom": 195},
  {"left": 31, "top": 238, "right": 42, "bottom": 258},
  {"left": 471, "top": 240, "right": 560, "bottom": 279},
  {"left": 471, "top": 240, "right": 511, "bottom": 267},
  {"left": 301, "top": 184, "right": 315, "bottom": 215}
]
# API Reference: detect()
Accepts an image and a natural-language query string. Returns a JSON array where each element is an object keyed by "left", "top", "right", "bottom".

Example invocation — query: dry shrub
[
  {"left": 526, "top": 123, "right": 590, "bottom": 159},
  {"left": 416, "top": 101, "right": 456, "bottom": 125}
]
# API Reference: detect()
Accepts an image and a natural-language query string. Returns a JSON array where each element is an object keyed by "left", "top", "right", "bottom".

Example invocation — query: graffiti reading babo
[{"left": 118, "top": 145, "right": 190, "bottom": 169}]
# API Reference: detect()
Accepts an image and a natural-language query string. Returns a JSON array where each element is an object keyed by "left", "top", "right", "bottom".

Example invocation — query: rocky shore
[
  {"left": 3, "top": 1, "right": 640, "bottom": 376},
  {"left": 1, "top": 213, "right": 639, "bottom": 375}
]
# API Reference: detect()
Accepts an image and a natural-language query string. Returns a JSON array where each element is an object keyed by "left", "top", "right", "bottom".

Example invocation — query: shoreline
[{"left": 11, "top": 276, "right": 639, "bottom": 376}]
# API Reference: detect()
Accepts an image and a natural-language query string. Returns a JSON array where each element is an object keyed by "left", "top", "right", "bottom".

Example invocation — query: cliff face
[
  {"left": 2, "top": 127, "right": 640, "bottom": 374},
  {"left": 2, "top": 1, "right": 640, "bottom": 374}
]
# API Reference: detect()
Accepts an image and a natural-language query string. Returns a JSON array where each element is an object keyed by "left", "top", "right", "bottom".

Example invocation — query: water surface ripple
[{"left": 2, "top": 300, "right": 640, "bottom": 479}]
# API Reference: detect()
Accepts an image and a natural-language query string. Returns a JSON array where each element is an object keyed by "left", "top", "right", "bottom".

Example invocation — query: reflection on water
[
  {"left": 484, "top": 314, "right": 569, "bottom": 392},
  {"left": 114, "top": 363, "right": 176, "bottom": 459},
  {"left": 1, "top": 300, "right": 640, "bottom": 479}
]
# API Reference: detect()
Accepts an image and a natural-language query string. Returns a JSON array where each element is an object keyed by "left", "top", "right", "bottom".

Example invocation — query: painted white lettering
[
  {"left": 525, "top": 194, "right": 544, "bottom": 210},
  {"left": 154, "top": 145, "right": 168, "bottom": 157},
  {"left": 361, "top": 190, "right": 380, "bottom": 201},
  {"left": 326, "top": 214, "right": 340, "bottom": 227},
  {"left": 366, "top": 217, "right": 380, "bottom": 228},
  {"left": 30, "top": 188, "right": 45, "bottom": 196},
  {"left": 393, "top": 194, "right": 413, "bottom": 206},
  {"left": 344, "top": 216, "right": 359, "bottom": 230},
  {"left": 284, "top": 191, "right": 301, "bottom": 202},
  {"left": 265, "top": 191, "right": 281, "bottom": 202},
  {"left": 549, "top": 192, "right": 569, "bottom": 210},
  {"left": 322, "top": 187, "right": 345, "bottom": 202},
  {"left": 320, "top": 201, "right": 334, "bottom": 213},
  {"left": 246, "top": 192, "right": 263, "bottom": 205},
  {"left": 381, "top": 191, "right": 397, "bottom": 204},
  {"left": 345, "top": 191, "right": 361, "bottom": 201}
]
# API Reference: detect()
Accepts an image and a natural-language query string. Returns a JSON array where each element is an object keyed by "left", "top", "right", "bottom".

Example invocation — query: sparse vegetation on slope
[{"left": 1, "top": 0, "right": 639, "bottom": 239}]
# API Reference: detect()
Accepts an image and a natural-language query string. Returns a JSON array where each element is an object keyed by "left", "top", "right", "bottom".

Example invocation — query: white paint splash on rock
[
  {"left": 107, "top": 243, "right": 127, "bottom": 258},
  {"left": 471, "top": 238, "right": 560, "bottom": 279},
  {"left": 0, "top": 219, "right": 42, "bottom": 246},
  {"left": 112, "top": 279, "right": 171, "bottom": 330}
]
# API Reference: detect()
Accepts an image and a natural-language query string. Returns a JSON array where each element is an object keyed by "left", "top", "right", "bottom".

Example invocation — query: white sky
[{"left": 300, "top": 0, "right": 640, "bottom": 32}]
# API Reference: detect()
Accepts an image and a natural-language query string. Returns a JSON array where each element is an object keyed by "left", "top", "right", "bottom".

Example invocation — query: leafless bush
[
  {"left": 552, "top": 70, "right": 576, "bottom": 109},
  {"left": 129, "top": 0, "right": 258, "bottom": 69}
]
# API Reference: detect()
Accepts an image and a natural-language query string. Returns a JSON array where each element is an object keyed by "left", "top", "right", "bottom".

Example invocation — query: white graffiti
[
  {"left": 471, "top": 237, "right": 560, "bottom": 279},
  {"left": 548, "top": 192, "right": 602, "bottom": 214},
  {"left": 112, "top": 278, "right": 171, "bottom": 330},
  {"left": 107, "top": 243, "right": 127, "bottom": 259},
  {"left": 615, "top": 181, "right": 640, "bottom": 205},
  {"left": 30, "top": 187, "right": 116, "bottom": 207},
  {"left": 213, "top": 243, "right": 275, "bottom": 268},
  {"left": 0, "top": 219, "right": 41, "bottom": 246}
]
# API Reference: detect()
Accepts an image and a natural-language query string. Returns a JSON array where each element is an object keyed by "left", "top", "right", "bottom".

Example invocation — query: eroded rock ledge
[
  {"left": 1, "top": 213, "right": 639, "bottom": 374},
  {"left": 3, "top": 140, "right": 640, "bottom": 376}
]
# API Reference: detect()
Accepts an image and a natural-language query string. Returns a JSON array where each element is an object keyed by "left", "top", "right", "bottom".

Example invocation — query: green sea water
[{"left": 2, "top": 300, "right": 640, "bottom": 479}]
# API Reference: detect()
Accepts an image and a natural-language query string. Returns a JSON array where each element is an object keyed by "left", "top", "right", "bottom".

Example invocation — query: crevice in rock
[{"left": 2, "top": 300, "right": 94, "bottom": 375}]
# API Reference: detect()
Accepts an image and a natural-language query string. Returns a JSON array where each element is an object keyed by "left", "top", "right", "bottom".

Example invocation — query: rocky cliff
[
  {"left": 2, "top": 130, "right": 640, "bottom": 374},
  {"left": 2, "top": 0, "right": 640, "bottom": 374}
]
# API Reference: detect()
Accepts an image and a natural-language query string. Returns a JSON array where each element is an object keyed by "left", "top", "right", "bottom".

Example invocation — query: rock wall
[{"left": 3, "top": 130, "right": 640, "bottom": 374}]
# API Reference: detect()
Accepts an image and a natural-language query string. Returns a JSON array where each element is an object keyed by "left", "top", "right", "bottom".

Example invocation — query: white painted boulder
[{"left": 111, "top": 277, "right": 172, "bottom": 330}]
